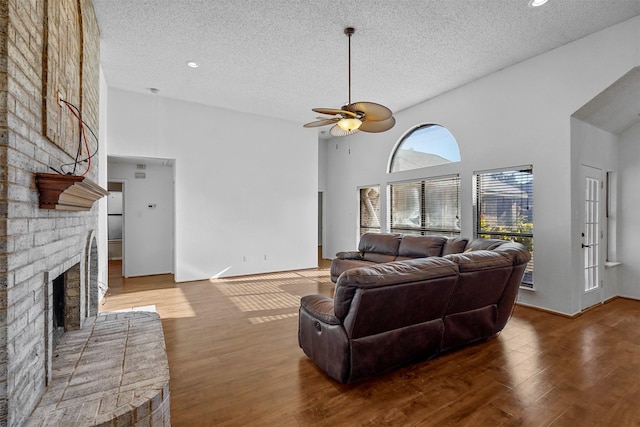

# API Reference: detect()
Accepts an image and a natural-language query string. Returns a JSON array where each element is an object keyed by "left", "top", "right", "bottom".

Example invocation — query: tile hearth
[{"left": 26, "top": 312, "right": 170, "bottom": 426}]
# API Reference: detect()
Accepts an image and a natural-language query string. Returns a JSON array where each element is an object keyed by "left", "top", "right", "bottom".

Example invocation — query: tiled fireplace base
[{"left": 26, "top": 312, "right": 170, "bottom": 427}]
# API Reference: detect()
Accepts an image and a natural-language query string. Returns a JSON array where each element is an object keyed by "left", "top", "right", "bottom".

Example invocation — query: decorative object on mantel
[
  {"left": 36, "top": 173, "right": 108, "bottom": 211},
  {"left": 303, "top": 27, "right": 395, "bottom": 137}
]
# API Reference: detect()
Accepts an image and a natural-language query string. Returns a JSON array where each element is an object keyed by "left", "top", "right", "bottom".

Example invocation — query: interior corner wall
[
  {"left": 322, "top": 16, "right": 640, "bottom": 315},
  {"left": 106, "top": 89, "right": 318, "bottom": 281},
  {"left": 618, "top": 122, "right": 640, "bottom": 300}
]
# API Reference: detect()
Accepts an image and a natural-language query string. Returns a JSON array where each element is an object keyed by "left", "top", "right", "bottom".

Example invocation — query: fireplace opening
[
  {"left": 52, "top": 274, "right": 65, "bottom": 349},
  {"left": 45, "top": 261, "right": 82, "bottom": 386}
]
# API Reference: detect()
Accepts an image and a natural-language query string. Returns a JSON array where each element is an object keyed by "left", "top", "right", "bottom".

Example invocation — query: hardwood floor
[{"left": 102, "top": 261, "right": 640, "bottom": 426}]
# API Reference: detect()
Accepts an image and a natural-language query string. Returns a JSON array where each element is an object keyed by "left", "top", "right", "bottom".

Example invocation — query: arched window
[{"left": 389, "top": 124, "right": 461, "bottom": 173}]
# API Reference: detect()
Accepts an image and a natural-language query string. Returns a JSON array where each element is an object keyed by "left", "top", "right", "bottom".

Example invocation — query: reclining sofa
[
  {"left": 330, "top": 232, "right": 509, "bottom": 282},
  {"left": 299, "top": 233, "right": 530, "bottom": 383}
]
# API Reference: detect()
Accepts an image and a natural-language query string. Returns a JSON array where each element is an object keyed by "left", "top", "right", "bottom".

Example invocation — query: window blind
[
  {"left": 424, "top": 176, "right": 461, "bottom": 235},
  {"left": 390, "top": 175, "right": 460, "bottom": 237},
  {"left": 475, "top": 167, "right": 534, "bottom": 286},
  {"left": 359, "top": 186, "right": 381, "bottom": 236},
  {"left": 390, "top": 181, "right": 423, "bottom": 235}
]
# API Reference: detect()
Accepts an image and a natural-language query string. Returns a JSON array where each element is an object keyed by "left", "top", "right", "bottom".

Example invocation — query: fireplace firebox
[{"left": 52, "top": 274, "right": 65, "bottom": 349}]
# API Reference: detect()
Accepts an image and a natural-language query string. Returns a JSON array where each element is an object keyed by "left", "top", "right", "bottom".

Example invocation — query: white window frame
[{"left": 473, "top": 166, "right": 534, "bottom": 288}]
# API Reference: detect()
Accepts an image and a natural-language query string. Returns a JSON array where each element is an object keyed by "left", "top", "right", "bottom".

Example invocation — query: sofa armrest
[
  {"left": 300, "top": 295, "right": 341, "bottom": 325},
  {"left": 335, "top": 251, "right": 363, "bottom": 260}
]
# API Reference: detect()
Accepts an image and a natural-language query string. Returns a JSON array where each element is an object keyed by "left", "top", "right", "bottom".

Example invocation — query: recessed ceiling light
[
  {"left": 186, "top": 61, "right": 199, "bottom": 68},
  {"left": 528, "top": 0, "right": 548, "bottom": 7}
]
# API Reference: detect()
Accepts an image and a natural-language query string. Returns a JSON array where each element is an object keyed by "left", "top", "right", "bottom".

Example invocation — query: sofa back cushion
[
  {"left": 442, "top": 237, "right": 469, "bottom": 255},
  {"left": 357, "top": 233, "right": 402, "bottom": 263},
  {"left": 396, "top": 235, "right": 447, "bottom": 259},
  {"left": 333, "top": 258, "right": 459, "bottom": 338},
  {"left": 443, "top": 250, "right": 513, "bottom": 314}
]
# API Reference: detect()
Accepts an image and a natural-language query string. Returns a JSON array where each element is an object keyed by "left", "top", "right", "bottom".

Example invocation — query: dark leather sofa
[
  {"left": 330, "top": 232, "right": 505, "bottom": 282},
  {"left": 299, "top": 233, "right": 531, "bottom": 383}
]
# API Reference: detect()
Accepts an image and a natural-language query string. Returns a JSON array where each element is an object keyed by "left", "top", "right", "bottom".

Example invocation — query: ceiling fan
[{"left": 303, "top": 27, "right": 395, "bottom": 137}]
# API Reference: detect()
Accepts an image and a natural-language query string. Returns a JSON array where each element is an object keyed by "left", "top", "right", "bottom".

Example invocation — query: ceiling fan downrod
[{"left": 345, "top": 27, "right": 355, "bottom": 107}]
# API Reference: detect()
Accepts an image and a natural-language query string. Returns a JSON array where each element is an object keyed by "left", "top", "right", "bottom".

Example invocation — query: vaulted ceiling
[
  {"left": 94, "top": 1, "right": 640, "bottom": 131},
  {"left": 574, "top": 67, "right": 640, "bottom": 134}
]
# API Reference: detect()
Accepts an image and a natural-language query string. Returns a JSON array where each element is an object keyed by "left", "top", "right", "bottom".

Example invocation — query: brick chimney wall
[{"left": 0, "top": 0, "right": 101, "bottom": 425}]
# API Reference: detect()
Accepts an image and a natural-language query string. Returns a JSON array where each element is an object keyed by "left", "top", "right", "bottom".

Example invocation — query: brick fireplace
[
  {"left": 0, "top": 0, "right": 104, "bottom": 424},
  {"left": 0, "top": 2, "right": 171, "bottom": 425}
]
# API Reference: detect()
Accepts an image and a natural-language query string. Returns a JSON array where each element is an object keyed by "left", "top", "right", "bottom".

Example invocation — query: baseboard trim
[{"left": 516, "top": 295, "right": 637, "bottom": 319}]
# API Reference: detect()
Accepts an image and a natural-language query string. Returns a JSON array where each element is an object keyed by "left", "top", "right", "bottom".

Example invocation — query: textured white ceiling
[
  {"left": 574, "top": 67, "right": 640, "bottom": 134},
  {"left": 93, "top": 0, "right": 640, "bottom": 128}
]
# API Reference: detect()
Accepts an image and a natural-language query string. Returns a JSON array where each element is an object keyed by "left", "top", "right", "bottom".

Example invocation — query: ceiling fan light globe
[{"left": 337, "top": 117, "right": 362, "bottom": 131}]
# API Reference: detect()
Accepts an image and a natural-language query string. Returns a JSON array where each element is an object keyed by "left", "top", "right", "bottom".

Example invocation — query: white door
[{"left": 581, "top": 165, "right": 603, "bottom": 310}]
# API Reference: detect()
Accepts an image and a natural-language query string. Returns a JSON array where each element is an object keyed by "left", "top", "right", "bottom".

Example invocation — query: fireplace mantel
[{"left": 36, "top": 173, "right": 109, "bottom": 211}]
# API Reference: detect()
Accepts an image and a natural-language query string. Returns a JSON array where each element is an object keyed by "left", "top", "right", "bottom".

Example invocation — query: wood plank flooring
[{"left": 101, "top": 261, "right": 640, "bottom": 426}]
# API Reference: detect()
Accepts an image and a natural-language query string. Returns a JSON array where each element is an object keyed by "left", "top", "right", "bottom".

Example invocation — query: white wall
[
  {"left": 98, "top": 68, "right": 109, "bottom": 300},
  {"left": 107, "top": 161, "right": 174, "bottom": 277},
  {"left": 618, "top": 122, "right": 640, "bottom": 299},
  {"left": 318, "top": 137, "right": 328, "bottom": 192},
  {"left": 322, "top": 17, "right": 640, "bottom": 315},
  {"left": 106, "top": 91, "right": 318, "bottom": 281}
]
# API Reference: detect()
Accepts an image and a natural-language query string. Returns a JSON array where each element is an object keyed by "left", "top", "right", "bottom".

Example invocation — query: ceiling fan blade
[
  {"left": 329, "top": 124, "right": 359, "bottom": 137},
  {"left": 303, "top": 118, "right": 340, "bottom": 128},
  {"left": 359, "top": 116, "right": 396, "bottom": 133},
  {"left": 312, "top": 108, "right": 358, "bottom": 117},
  {"left": 347, "top": 102, "right": 393, "bottom": 121}
]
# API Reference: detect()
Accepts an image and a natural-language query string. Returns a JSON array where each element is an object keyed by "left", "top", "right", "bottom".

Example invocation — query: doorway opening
[
  {"left": 318, "top": 191, "right": 326, "bottom": 266},
  {"left": 107, "top": 181, "right": 124, "bottom": 277},
  {"left": 107, "top": 156, "right": 175, "bottom": 278}
]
